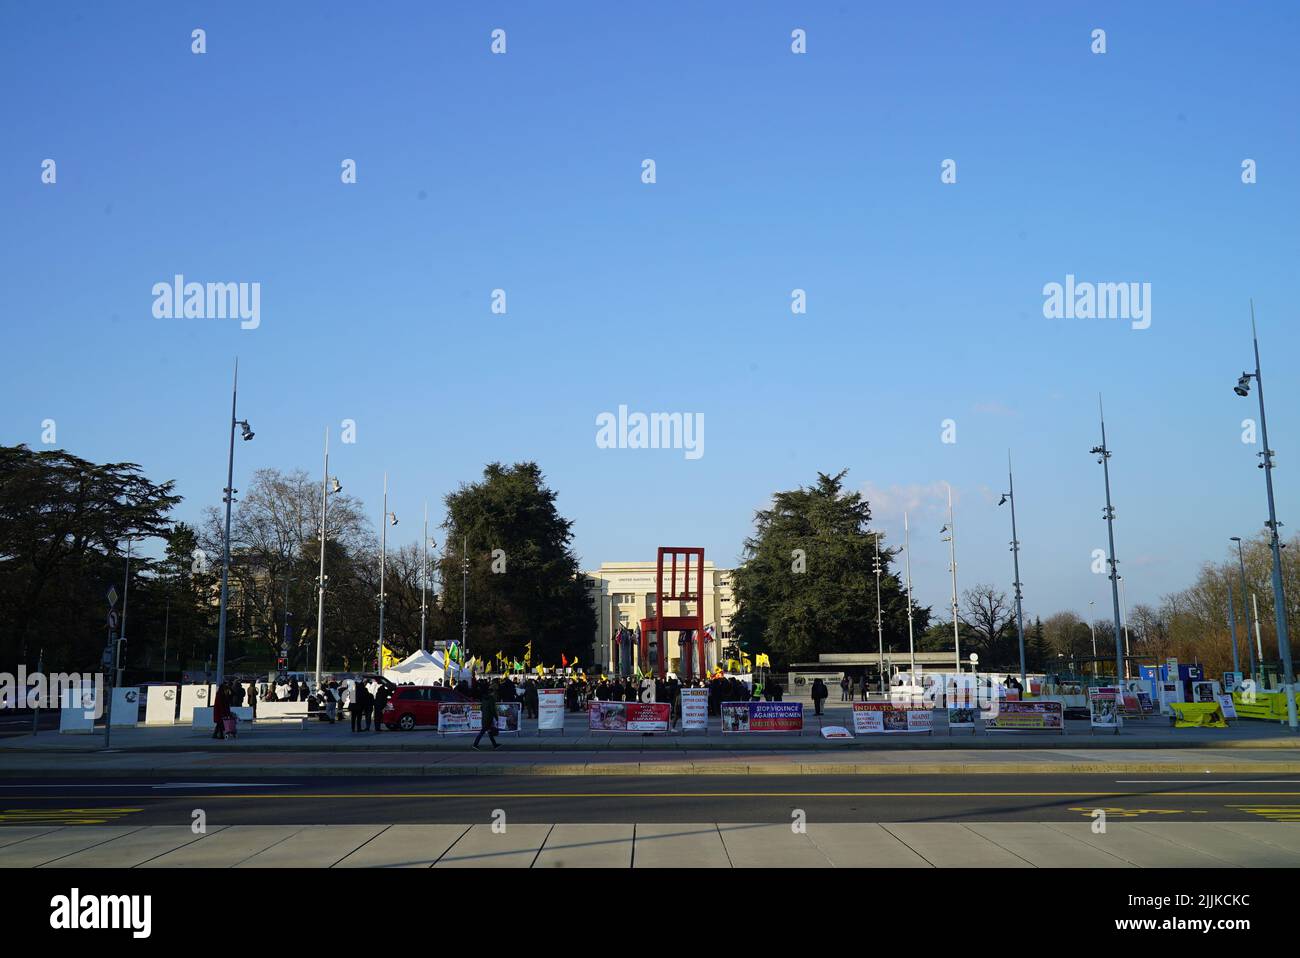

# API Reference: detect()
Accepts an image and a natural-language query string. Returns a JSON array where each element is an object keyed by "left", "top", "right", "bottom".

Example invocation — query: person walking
[
  {"left": 372, "top": 682, "right": 390, "bottom": 732},
  {"left": 247, "top": 680, "right": 258, "bottom": 720},
  {"left": 473, "top": 686, "right": 500, "bottom": 750},
  {"left": 212, "top": 680, "right": 232, "bottom": 739},
  {"left": 811, "top": 678, "right": 828, "bottom": 717},
  {"left": 840, "top": 675, "right": 850, "bottom": 702}
]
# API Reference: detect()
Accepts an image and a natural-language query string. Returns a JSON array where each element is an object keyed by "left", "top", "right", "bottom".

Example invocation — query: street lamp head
[
  {"left": 1234, "top": 373, "right": 1251, "bottom": 397},
  {"left": 997, "top": 493, "right": 1008, "bottom": 507},
  {"left": 1230, "top": 536, "right": 1241, "bottom": 543},
  {"left": 239, "top": 421, "right": 255, "bottom": 441},
  {"left": 940, "top": 524, "right": 949, "bottom": 534},
  {"left": 388, "top": 512, "right": 398, "bottom": 526},
  {"left": 330, "top": 477, "right": 342, "bottom": 494}
]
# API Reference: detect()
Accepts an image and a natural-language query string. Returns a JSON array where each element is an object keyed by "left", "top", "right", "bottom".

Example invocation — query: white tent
[{"left": 382, "top": 649, "right": 467, "bottom": 685}]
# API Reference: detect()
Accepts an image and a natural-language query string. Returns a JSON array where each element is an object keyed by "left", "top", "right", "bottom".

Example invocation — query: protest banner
[
  {"left": 680, "top": 687, "right": 709, "bottom": 731},
  {"left": 1089, "top": 688, "right": 1121, "bottom": 732},
  {"left": 437, "top": 701, "right": 522, "bottom": 734},
  {"left": 589, "top": 700, "right": 669, "bottom": 732},
  {"left": 853, "top": 702, "right": 933, "bottom": 734},
  {"left": 720, "top": 701, "right": 804, "bottom": 732},
  {"left": 537, "top": 689, "right": 565, "bottom": 731},
  {"left": 1192, "top": 681, "right": 1218, "bottom": 704},
  {"left": 985, "top": 700, "right": 1064, "bottom": 732},
  {"left": 946, "top": 706, "right": 978, "bottom": 732},
  {"left": 1217, "top": 694, "right": 1238, "bottom": 720}
]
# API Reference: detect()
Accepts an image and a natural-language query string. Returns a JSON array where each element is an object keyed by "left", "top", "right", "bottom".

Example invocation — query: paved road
[{"left": 2, "top": 773, "right": 1299, "bottom": 826}]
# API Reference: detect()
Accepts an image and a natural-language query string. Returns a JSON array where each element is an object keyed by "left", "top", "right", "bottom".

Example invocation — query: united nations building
[{"left": 583, "top": 561, "right": 737, "bottom": 675}]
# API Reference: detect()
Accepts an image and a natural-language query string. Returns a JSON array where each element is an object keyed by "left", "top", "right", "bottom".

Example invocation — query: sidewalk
[{"left": 3, "top": 820, "right": 1298, "bottom": 867}]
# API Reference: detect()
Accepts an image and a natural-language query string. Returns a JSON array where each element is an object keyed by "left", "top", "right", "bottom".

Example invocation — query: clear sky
[{"left": 3, "top": 1, "right": 1298, "bottom": 624}]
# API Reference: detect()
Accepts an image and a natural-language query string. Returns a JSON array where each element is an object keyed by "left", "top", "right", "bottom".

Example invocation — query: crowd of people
[{"left": 208, "top": 670, "right": 789, "bottom": 740}]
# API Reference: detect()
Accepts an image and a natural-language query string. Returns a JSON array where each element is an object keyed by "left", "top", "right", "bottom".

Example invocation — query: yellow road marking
[
  {"left": 0, "top": 807, "right": 142, "bottom": 825},
  {"left": 1226, "top": 805, "right": 1300, "bottom": 821},
  {"left": 1068, "top": 807, "right": 1207, "bottom": 818}
]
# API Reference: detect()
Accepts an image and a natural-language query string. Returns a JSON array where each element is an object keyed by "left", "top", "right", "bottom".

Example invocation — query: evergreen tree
[{"left": 731, "top": 470, "right": 930, "bottom": 667}]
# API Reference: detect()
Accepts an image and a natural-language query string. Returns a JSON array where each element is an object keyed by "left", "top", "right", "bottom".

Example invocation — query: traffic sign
[{"left": 107, "top": 586, "right": 119, "bottom": 608}]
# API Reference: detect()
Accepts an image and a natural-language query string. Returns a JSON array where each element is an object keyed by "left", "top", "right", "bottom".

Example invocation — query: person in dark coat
[
  {"left": 212, "top": 681, "right": 232, "bottom": 739},
  {"left": 810, "top": 678, "right": 829, "bottom": 716},
  {"left": 372, "top": 683, "right": 390, "bottom": 731},
  {"left": 351, "top": 681, "right": 370, "bottom": 732},
  {"left": 247, "top": 681, "right": 258, "bottom": 719},
  {"left": 524, "top": 680, "right": 539, "bottom": 719},
  {"left": 473, "top": 686, "right": 500, "bottom": 749}
]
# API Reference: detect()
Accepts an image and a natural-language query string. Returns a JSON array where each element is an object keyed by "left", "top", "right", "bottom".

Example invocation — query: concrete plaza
[{"left": 2, "top": 820, "right": 1299, "bottom": 868}]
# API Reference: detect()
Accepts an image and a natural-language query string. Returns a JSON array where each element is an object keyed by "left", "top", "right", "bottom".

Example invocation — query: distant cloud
[{"left": 860, "top": 481, "right": 956, "bottom": 522}]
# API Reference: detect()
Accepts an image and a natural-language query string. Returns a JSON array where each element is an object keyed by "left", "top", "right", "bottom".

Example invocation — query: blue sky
[{"left": 3, "top": 1, "right": 1298, "bottom": 624}]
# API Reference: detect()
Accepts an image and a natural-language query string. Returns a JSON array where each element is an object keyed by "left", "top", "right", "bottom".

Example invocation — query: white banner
[
  {"left": 58, "top": 687, "right": 97, "bottom": 733},
  {"left": 110, "top": 687, "right": 139, "bottom": 727},
  {"left": 680, "top": 688, "right": 709, "bottom": 731},
  {"left": 537, "top": 689, "right": 565, "bottom": 730},
  {"left": 1217, "top": 694, "right": 1238, "bottom": 720},
  {"left": 144, "top": 685, "right": 178, "bottom": 725},
  {"left": 178, "top": 684, "right": 212, "bottom": 723}
]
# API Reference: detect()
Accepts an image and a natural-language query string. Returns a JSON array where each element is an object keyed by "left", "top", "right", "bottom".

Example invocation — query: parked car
[{"left": 383, "top": 685, "right": 470, "bottom": 730}]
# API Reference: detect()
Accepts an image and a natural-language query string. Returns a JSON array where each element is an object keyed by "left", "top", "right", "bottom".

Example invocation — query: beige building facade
[{"left": 584, "top": 561, "right": 737, "bottom": 675}]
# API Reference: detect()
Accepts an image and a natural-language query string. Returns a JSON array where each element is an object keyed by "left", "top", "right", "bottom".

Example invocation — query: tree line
[{"left": 0, "top": 445, "right": 594, "bottom": 679}]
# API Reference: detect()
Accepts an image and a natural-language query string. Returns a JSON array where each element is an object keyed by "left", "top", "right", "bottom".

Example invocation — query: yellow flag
[{"left": 381, "top": 645, "right": 400, "bottom": 669}]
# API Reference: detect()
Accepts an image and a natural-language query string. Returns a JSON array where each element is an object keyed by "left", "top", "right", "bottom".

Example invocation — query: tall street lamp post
[
  {"left": 314, "top": 428, "right": 342, "bottom": 689},
  {"left": 998, "top": 454, "right": 1027, "bottom": 687},
  {"left": 1233, "top": 305, "right": 1296, "bottom": 730},
  {"left": 377, "top": 473, "right": 397, "bottom": 675},
  {"left": 940, "top": 484, "right": 960, "bottom": 674},
  {"left": 873, "top": 532, "right": 885, "bottom": 694},
  {"left": 1090, "top": 397, "right": 1125, "bottom": 681},
  {"left": 904, "top": 512, "right": 916, "bottom": 681},
  {"left": 216, "top": 359, "right": 254, "bottom": 686}
]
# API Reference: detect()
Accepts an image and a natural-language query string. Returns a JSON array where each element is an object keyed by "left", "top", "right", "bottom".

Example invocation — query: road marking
[
  {"left": 1068, "top": 806, "right": 1208, "bottom": 818},
  {"left": 1116, "top": 780, "right": 1300, "bottom": 784},
  {"left": 0, "top": 807, "right": 142, "bottom": 825},
  {"left": 1226, "top": 805, "right": 1300, "bottom": 822}
]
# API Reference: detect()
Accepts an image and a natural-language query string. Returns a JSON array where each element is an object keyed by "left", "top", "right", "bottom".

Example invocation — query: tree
[
  {"left": 958, "top": 583, "right": 1017, "bottom": 667},
  {"left": 439, "top": 463, "right": 594, "bottom": 665},
  {"left": 0, "top": 445, "right": 179, "bottom": 670},
  {"left": 730, "top": 470, "right": 930, "bottom": 666},
  {"left": 199, "top": 467, "right": 373, "bottom": 671},
  {"left": 1028, "top": 617, "right": 1047, "bottom": 672}
]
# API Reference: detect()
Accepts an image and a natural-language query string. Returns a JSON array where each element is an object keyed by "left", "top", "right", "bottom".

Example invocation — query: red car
[{"left": 383, "top": 685, "right": 469, "bottom": 730}]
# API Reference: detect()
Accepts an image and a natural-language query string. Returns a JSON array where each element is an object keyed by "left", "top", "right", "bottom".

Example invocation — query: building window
[{"left": 612, "top": 593, "right": 636, "bottom": 606}]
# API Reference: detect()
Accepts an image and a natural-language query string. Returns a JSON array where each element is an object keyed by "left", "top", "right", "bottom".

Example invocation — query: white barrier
[
  {"left": 192, "top": 706, "right": 254, "bottom": 729},
  {"left": 144, "top": 685, "right": 179, "bottom": 725},
  {"left": 178, "top": 684, "right": 212, "bottom": 723},
  {"left": 58, "top": 687, "right": 98, "bottom": 734},
  {"left": 110, "top": 687, "right": 139, "bottom": 727},
  {"left": 256, "top": 702, "right": 311, "bottom": 720}
]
